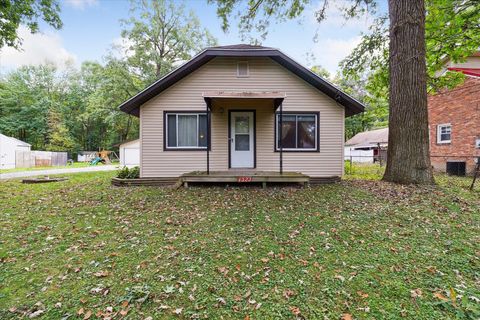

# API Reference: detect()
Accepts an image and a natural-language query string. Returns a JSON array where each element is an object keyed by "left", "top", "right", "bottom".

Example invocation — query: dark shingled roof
[
  {"left": 209, "top": 44, "right": 275, "bottom": 50},
  {"left": 119, "top": 45, "right": 365, "bottom": 117}
]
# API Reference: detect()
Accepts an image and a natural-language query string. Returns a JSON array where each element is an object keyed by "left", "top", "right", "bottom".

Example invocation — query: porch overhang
[
  {"left": 202, "top": 90, "right": 287, "bottom": 175},
  {"left": 202, "top": 91, "right": 286, "bottom": 109}
]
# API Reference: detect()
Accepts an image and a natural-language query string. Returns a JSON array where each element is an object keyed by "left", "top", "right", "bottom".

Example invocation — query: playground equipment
[
  {"left": 89, "top": 150, "right": 116, "bottom": 166},
  {"left": 89, "top": 156, "right": 106, "bottom": 166}
]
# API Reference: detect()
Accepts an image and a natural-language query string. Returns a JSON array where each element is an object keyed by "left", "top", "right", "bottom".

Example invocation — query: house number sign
[{"left": 237, "top": 176, "right": 253, "bottom": 182}]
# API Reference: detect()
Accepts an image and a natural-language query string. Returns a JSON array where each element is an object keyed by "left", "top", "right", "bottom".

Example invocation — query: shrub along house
[{"left": 118, "top": 45, "right": 365, "bottom": 186}]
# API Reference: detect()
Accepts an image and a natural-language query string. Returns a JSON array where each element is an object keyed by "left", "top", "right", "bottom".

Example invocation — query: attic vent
[{"left": 237, "top": 62, "right": 249, "bottom": 77}]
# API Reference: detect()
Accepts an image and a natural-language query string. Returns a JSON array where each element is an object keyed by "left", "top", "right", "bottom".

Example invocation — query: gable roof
[
  {"left": 119, "top": 44, "right": 365, "bottom": 117},
  {"left": 345, "top": 128, "right": 389, "bottom": 147},
  {"left": 0, "top": 133, "right": 31, "bottom": 147}
]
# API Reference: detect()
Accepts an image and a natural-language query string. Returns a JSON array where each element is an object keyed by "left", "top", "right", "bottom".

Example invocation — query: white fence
[
  {"left": 15, "top": 151, "right": 68, "bottom": 168},
  {"left": 78, "top": 151, "right": 97, "bottom": 162},
  {"left": 344, "top": 148, "right": 374, "bottom": 163}
]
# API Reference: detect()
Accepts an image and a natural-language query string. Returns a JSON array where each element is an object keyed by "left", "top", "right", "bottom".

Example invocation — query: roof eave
[{"left": 119, "top": 48, "right": 365, "bottom": 117}]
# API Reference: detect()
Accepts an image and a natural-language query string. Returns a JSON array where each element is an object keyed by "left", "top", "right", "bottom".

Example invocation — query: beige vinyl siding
[{"left": 140, "top": 57, "right": 344, "bottom": 178}]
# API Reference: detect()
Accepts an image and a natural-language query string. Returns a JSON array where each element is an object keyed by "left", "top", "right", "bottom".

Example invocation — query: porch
[{"left": 181, "top": 170, "right": 309, "bottom": 188}]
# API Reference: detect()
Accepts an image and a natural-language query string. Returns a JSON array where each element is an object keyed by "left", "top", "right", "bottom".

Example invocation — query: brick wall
[{"left": 428, "top": 76, "right": 480, "bottom": 174}]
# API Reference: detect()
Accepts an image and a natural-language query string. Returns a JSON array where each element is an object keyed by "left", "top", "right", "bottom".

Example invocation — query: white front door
[{"left": 230, "top": 111, "right": 254, "bottom": 168}]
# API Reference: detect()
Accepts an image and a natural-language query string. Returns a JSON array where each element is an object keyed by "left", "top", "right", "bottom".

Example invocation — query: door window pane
[
  {"left": 178, "top": 115, "right": 197, "bottom": 147},
  {"left": 198, "top": 114, "right": 208, "bottom": 147},
  {"left": 235, "top": 135, "right": 250, "bottom": 151},
  {"left": 167, "top": 114, "right": 177, "bottom": 147},
  {"left": 235, "top": 116, "right": 249, "bottom": 134}
]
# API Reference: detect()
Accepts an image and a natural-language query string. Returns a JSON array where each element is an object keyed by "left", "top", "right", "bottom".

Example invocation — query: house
[
  {"left": 344, "top": 128, "right": 388, "bottom": 163},
  {"left": 0, "top": 133, "right": 31, "bottom": 169},
  {"left": 118, "top": 44, "right": 364, "bottom": 184},
  {"left": 428, "top": 52, "right": 480, "bottom": 176},
  {"left": 119, "top": 139, "right": 140, "bottom": 166}
]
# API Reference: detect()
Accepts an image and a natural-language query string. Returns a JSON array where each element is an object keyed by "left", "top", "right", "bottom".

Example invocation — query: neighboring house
[
  {"left": 0, "top": 133, "right": 31, "bottom": 169},
  {"left": 119, "top": 44, "right": 364, "bottom": 182},
  {"left": 344, "top": 128, "right": 388, "bottom": 163},
  {"left": 428, "top": 53, "right": 480, "bottom": 175},
  {"left": 119, "top": 139, "right": 140, "bottom": 166}
]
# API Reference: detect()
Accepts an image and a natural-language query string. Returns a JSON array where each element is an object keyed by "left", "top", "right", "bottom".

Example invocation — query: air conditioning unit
[{"left": 476, "top": 138, "right": 480, "bottom": 149}]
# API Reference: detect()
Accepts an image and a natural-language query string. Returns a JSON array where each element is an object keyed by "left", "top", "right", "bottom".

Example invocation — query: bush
[{"left": 117, "top": 166, "right": 140, "bottom": 179}]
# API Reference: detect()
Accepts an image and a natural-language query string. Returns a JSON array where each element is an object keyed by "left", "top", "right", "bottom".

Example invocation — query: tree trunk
[{"left": 383, "top": 0, "right": 434, "bottom": 184}]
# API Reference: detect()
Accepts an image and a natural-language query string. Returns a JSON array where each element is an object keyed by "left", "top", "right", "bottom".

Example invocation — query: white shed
[
  {"left": 119, "top": 139, "right": 140, "bottom": 166},
  {"left": 0, "top": 133, "right": 31, "bottom": 169},
  {"left": 344, "top": 128, "right": 388, "bottom": 163}
]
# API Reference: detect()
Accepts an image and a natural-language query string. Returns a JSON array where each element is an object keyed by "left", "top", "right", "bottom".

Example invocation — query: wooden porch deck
[
  {"left": 181, "top": 171, "right": 309, "bottom": 187},
  {"left": 111, "top": 172, "right": 340, "bottom": 187}
]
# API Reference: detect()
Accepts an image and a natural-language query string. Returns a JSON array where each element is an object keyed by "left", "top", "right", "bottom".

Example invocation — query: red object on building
[{"left": 447, "top": 67, "right": 480, "bottom": 77}]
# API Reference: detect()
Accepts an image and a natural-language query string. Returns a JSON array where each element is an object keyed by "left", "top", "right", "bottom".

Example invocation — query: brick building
[{"left": 428, "top": 53, "right": 480, "bottom": 175}]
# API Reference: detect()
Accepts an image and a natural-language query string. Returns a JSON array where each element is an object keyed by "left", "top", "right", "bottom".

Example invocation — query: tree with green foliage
[
  {"left": 0, "top": 0, "right": 218, "bottom": 155},
  {"left": 120, "top": 0, "right": 217, "bottom": 84},
  {"left": 0, "top": 0, "right": 62, "bottom": 48},
  {"left": 212, "top": 0, "right": 480, "bottom": 184},
  {"left": 46, "top": 110, "right": 75, "bottom": 151},
  {"left": 0, "top": 64, "right": 57, "bottom": 149},
  {"left": 310, "top": 65, "right": 331, "bottom": 80},
  {"left": 84, "top": 57, "right": 142, "bottom": 146}
]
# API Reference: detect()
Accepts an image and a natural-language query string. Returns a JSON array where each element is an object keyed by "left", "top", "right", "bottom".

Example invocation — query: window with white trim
[
  {"left": 166, "top": 113, "right": 208, "bottom": 149},
  {"left": 276, "top": 113, "right": 318, "bottom": 151},
  {"left": 437, "top": 124, "right": 451, "bottom": 144}
]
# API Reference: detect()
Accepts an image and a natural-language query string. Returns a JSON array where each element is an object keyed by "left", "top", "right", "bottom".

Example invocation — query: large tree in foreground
[
  {"left": 383, "top": 0, "right": 433, "bottom": 184},
  {"left": 211, "top": 0, "right": 480, "bottom": 184}
]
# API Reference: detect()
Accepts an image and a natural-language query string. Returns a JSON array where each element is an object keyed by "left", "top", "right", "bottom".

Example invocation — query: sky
[{"left": 0, "top": 0, "right": 386, "bottom": 76}]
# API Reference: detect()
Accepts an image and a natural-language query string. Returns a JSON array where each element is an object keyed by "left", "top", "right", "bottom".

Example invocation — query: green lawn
[
  {"left": 0, "top": 170, "right": 479, "bottom": 319},
  {"left": 0, "top": 162, "right": 91, "bottom": 174}
]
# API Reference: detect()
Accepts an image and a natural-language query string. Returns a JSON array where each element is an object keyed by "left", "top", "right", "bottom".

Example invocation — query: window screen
[
  {"left": 276, "top": 113, "right": 318, "bottom": 151},
  {"left": 166, "top": 113, "right": 208, "bottom": 149}
]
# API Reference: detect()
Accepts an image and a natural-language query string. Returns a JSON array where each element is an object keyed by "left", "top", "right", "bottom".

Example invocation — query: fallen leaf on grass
[
  {"left": 83, "top": 310, "right": 92, "bottom": 320},
  {"left": 173, "top": 308, "right": 183, "bottom": 315},
  {"left": 120, "top": 309, "right": 128, "bottom": 316},
  {"left": 426, "top": 266, "right": 437, "bottom": 274},
  {"left": 357, "top": 291, "right": 369, "bottom": 299},
  {"left": 450, "top": 287, "right": 457, "bottom": 307},
  {"left": 341, "top": 313, "right": 353, "bottom": 320},
  {"left": 433, "top": 292, "right": 449, "bottom": 301},
  {"left": 94, "top": 270, "right": 109, "bottom": 278},
  {"left": 289, "top": 306, "right": 301, "bottom": 316},
  {"left": 283, "top": 289, "right": 295, "bottom": 300},
  {"left": 410, "top": 288, "right": 422, "bottom": 298},
  {"left": 29, "top": 310, "right": 45, "bottom": 318},
  {"left": 334, "top": 275, "right": 345, "bottom": 282}
]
